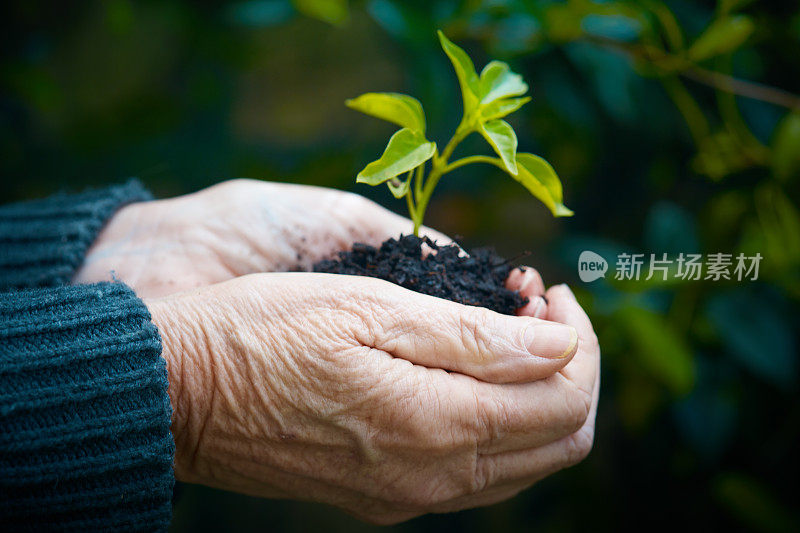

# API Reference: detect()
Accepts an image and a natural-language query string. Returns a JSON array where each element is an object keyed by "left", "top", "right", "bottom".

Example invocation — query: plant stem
[
  {"left": 410, "top": 119, "right": 476, "bottom": 234},
  {"left": 405, "top": 188, "right": 417, "bottom": 221},
  {"left": 443, "top": 155, "right": 504, "bottom": 174},
  {"left": 414, "top": 164, "right": 424, "bottom": 204}
]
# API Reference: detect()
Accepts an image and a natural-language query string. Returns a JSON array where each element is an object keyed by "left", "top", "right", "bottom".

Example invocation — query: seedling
[{"left": 347, "top": 30, "right": 573, "bottom": 236}]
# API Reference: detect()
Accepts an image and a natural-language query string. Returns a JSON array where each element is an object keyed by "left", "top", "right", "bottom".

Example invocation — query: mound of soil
[{"left": 313, "top": 235, "right": 527, "bottom": 315}]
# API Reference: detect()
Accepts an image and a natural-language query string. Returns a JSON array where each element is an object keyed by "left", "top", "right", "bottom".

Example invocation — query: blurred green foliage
[{"left": 1, "top": 0, "right": 798, "bottom": 531}]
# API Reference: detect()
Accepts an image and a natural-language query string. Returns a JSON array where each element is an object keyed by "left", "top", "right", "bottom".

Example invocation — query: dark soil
[{"left": 313, "top": 235, "right": 528, "bottom": 315}]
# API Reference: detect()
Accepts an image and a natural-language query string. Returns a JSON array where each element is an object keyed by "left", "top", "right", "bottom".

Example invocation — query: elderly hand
[
  {"left": 74, "top": 179, "right": 449, "bottom": 298},
  {"left": 146, "top": 273, "right": 598, "bottom": 525}
]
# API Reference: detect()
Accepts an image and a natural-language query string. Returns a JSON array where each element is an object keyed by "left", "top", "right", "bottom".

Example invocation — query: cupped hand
[
  {"left": 146, "top": 273, "right": 598, "bottom": 524},
  {"left": 74, "top": 179, "right": 449, "bottom": 298}
]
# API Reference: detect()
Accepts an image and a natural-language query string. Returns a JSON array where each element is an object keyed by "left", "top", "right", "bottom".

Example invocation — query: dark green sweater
[{"left": 0, "top": 181, "right": 175, "bottom": 531}]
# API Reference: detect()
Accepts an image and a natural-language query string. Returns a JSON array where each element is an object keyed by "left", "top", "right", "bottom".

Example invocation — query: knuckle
[
  {"left": 471, "top": 458, "right": 496, "bottom": 494},
  {"left": 562, "top": 426, "right": 595, "bottom": 467},
  {"left": 563, "top": 383, "right": 592, "bottom": 434},
  {"left": 394, "top": 388, "right": 460, "bottom": 454},
  {"left": 457, "top": 308, "right": 495, "bottom": 362},
  {"left": 471, "top": 388, "right": 509, "bottom": 443}
]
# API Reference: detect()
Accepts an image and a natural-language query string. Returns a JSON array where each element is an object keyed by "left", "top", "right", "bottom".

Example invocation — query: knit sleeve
[
  {"left": 0, "top": 180, "right": 152, "bottom": 291},
  {"left": 0, "top": 282, "right": 174, "bottom": 531}
]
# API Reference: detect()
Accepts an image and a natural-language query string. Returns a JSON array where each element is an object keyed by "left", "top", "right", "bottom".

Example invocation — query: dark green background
[{"left": 2, "top": 1, "right": 798, "bottom": 531}]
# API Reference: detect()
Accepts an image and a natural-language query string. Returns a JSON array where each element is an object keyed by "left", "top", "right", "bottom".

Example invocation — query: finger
[
  {"left": 455, "top": 367, "right": 592, "bottom": 454},
  {"left": 474, "top": 409, "right": 597, "bottom": 488},
  {"left": 506, "top": 266, "right": 545, "bottom": 297},
  {"left": 474, "top": 342, "right": 601, "bottom": 488},
  {"left": 361, "top": 280, "right": 579, "bottom": 384},
  {"left": 458, "top": 285, "right": 598, "bottom": 454},
  {"left": 506, "top": 267, "right": 547, "bottom": 318},
  {"left": 544, "top": 284, "right": 599, "bottom": 395}
]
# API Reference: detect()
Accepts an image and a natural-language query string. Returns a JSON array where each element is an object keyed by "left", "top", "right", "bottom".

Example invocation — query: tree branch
[{"left": 582, "top": 35, "right": 800, "bottom": 111}]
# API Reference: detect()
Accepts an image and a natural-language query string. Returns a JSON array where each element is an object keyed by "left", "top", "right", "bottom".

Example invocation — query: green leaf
[
  {"left": 771, "top": 111, "right": 800, "bottom": 182},
  {"left": 617, "top": 306, "right": 695, "bottom": 396},
  {"left": 346, "top": 92, "right": 426, "bottom": 134},
  {"left": 386, "top": 175, "right": 411, "bottom": 199},
  {"left": 357, "top": 128, "right": 435, "bottom": 186},
  {"left": 292, "top": 0, "right": 348, "bottom": 26},
  {"left": 480, "top": 96, "right": 531, "bottom": 121},
  {"left": 478, "top": 60, "right": 528, "bottom": 105},
  {"left": 688, "top": 15, "right": 755, "bottom": 62},
  {"left": 437, "top": 30, "right": 480, "bottom": 114},
  {"left": 479, "top": 119, "right": 518, "bottom": 174},
  {"left": 513, "top": 153, "right": 573, "bottom": 217}
]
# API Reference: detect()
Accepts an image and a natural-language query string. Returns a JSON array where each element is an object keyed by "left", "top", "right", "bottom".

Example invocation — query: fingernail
[
  {"left": 528, "top": 296, "right": 546, "bottom": 318},
  {"left": 560, "top": 283, "right": 575, "bottom": 297},
  {"left": 525, "top": 323, "right": 578, "bottom": 359}
]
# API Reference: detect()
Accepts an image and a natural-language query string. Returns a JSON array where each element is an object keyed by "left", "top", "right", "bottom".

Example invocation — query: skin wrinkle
[
  {"left": 167, "top": 274, "right": 596, "bottom": 521},
  {"left": 468, "top": 352, "right": 599, "bottom": 493},
  {"left": 330, "top": 338, "right": 476, "bottom": 464},
  {"left": 197, "top": 441, "right": 368, "bottom": 503},
  {"left": 472, "top": 382, "right": 509, "bottom": 451},
  {"left": 556, "top": 353, "right": 596, "bottom": 404},
  {"left": 474, "top": 371, "right": 590, "bottom": 446},
  {"left": 238, "top": 342, "right": 316, "bottom": 444},
  {"left": 203, "top": 420, "right": 387, "bottom": 505},
  {"left": 221, "top": 207, "right": 288, "bottom": 273},
  {"left": 526, "top": 374, "right": 587, "bottom": 436},
  {"left": 152, "top": 297, "right": 208, "bottom": 481},
  {"left": 185, "top": 304, "right": 220, "bottom": 482},
  {"left": 78, "top": 180, "right": 600, "bottom": 523},
  {"left": 222, "top": 283, "right": 395, "bottom": 467},
  {"left": 321, "top": 367, "right": 400, "bottom": 462},
  {"left": 225, "top": 327, "right": 289, "bottom": 440},
  {"left": 177, "top": 294, "right": 228, "bottom": 477},
  {"left": 153, "top": 302, "right": 189, "bottom": 445},
  {"left": 464, "top": 374, "right": 577, "bottom": 455}
]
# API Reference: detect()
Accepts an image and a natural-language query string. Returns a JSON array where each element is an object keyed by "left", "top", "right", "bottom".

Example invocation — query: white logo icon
[{"left": 578, "top": 251, "right": 608, "bottom": 282}]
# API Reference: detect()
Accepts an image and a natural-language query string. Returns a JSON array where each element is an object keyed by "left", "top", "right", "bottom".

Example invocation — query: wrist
[
  {"left": 72, "top": 200, "right": 150, "bottom": 283},
  {"left": 145, "top": 294, "right": 211, "bottom": 481}
]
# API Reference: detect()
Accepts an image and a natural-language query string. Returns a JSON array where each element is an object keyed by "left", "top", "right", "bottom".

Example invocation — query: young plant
[{"left": 346, "top": 30, "right": 573, "bottom": 236}]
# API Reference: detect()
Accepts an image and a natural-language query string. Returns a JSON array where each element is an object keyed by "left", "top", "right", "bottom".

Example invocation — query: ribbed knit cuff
[
  {"left": 0, "top": 282, "right": 174, "bottom": 532},
  {"left": 0, "top": 180, "right": 153, "bottom": 290}
]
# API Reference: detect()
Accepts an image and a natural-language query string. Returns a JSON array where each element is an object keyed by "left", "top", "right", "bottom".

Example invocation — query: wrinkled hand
[
  {"left": 74, "top": 179, "right": 449, "bottom": 297},
  {"left": 146, "top": 273, "right": 598, "bottom": 525}
]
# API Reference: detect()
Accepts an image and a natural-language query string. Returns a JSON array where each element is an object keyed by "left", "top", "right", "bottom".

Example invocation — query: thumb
[{"left": 362, "top": 281, "right": 578, "bottom": 384}]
